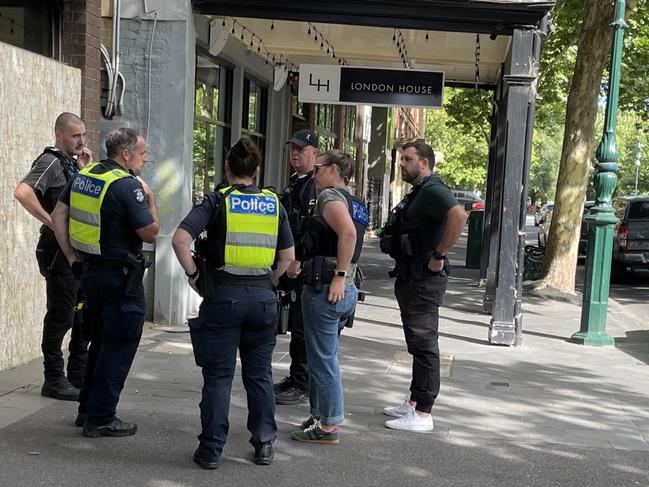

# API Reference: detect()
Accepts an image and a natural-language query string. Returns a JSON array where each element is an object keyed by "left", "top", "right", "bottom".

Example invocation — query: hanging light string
[
  {"left": 222, "top": 17, "right": 297, "bottom": 71},
  {"left": 306, "top": 22, "right": 348, "bottom": 66},
  {"left": 393, "top": 28, "right": 414, "bottom": 69}
]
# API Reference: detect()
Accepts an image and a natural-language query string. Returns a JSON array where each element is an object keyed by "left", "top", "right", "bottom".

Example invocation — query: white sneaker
[
  {"left": 385, "top": 410, "right": 434, "bottom": 432},
  {"left": 383, "top": 399, "right": 415, "bottom": 418}
]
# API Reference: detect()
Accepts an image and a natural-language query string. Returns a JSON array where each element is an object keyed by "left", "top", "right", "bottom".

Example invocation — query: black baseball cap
[{"left": 286, "top": 129, "right": 318, "bottom": 149}]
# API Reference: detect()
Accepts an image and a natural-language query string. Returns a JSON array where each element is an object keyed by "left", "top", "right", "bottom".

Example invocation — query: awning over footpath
[{"left": 192, "top": 0, "right": 555, "bottom": 86}]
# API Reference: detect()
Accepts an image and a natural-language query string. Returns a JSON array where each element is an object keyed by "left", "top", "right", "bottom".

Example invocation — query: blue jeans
[{"left": 302, "top": 283, "right": 357, "bottom": 425}]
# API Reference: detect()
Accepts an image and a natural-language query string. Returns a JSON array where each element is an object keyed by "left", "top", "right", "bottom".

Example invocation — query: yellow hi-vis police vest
[
  {"left": 219, "top": 186, "right": 279, "bottom": 273},
  {"left": 69, "top": 162, "right": 133, "bottom": 255}
]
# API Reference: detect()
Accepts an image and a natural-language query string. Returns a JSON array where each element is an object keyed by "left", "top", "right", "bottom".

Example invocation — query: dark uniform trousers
[
  {"left": 394, "top": 268, "right": 448, "bottom": 414},
  {"left": 189, "top": 284, "right": 278, "bottom": 463},
  {"left": 284, "top": 274, "right": 309, "bottom": 390},
  {"left": 41, "top": 238, "right": 88, "bottom": 384},
  {"left": 77, "top": 269, "right": 145, "bottom": 426}
]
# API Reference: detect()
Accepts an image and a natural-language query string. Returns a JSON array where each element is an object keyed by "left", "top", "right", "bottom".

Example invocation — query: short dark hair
[
  {"left": 54, "top": 112, "right": 83, "bottom": 132},
  {"left": 105, "top": 128, "right": 143, "bottom": 158},
  {"left": 226, "top": 136, "right": 261, "bottom": 178},
  {"left": 402, "top": 141, "right": 436, "bottom": 169},
  {"left": 319, "top": 149, "right": 354, "bottom": 184}
]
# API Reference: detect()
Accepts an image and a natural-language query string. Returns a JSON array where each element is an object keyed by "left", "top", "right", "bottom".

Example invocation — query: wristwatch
[
  {"left": 432, "top": 250, "right": 446, "bottom": 261},
  {"left": 335, "top": 270, "right": 347, "bottom": 277}
]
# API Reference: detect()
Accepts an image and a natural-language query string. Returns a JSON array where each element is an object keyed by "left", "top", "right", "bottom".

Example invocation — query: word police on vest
[
  {"left": 73, "top": 175, "right": 105, "bottom": 198},
  {"left": 229, "top": 194, "right": 278, "bottom": 216},
  {"left": 351, "top": 200, "right": 369, "bottom": 226}
]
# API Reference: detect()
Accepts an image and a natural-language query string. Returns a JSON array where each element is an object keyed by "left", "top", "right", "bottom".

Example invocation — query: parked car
[
  {"left": 578, "top": 200, "right": 596, "bottom": 257},
  {"left": 534, "top": 203, "right": 554, "bottom": 226},
  {"left": 611, "top": 196, "right": 649, "bottom": 279},
  {"left": 452, "top": 190, "right": 483, "bottom": 211},
  {"left": 537, "top": 209, "right": 552, "bottom": 248}
]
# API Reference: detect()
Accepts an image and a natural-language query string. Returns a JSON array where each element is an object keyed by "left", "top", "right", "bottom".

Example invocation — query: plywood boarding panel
[{"left": 0, "top": 42, "right": 81, "bottom": 371}]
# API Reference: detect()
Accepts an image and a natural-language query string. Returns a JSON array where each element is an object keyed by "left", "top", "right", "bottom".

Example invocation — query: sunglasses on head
[{"left": 314, "top": 163, "right": 333, "bottom": 173}]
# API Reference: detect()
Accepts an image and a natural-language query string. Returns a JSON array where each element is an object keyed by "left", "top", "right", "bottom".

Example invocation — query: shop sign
[{"left": 298, "top": 64, "right": 443, "bottom": 108}]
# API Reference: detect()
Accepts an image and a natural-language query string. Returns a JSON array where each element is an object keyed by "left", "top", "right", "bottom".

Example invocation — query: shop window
[
  {"left": 292, "top": 94, "right": 308, "bottom": 120},
  {"left": 193, "top": 54, "right": 232, "bottom": 200},
  {"left": 242, "top": 76, "right": 268, "bottom": 184},
  {"left": 0, "top": 0, "right": 59, "bottom": 58},
  {"left": 343, "top": 106, "right": 356, "bottom": 158},
  {"left": 315, "top": 103, "right": 337, "bottom": 151}
]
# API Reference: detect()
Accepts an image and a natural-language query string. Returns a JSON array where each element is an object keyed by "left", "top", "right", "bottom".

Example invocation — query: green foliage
[
  {"left": 425, "top": 87, "right": 489, "bottom": 192},
  {"left": 612, "top": 111, "right": 649, "bottom": 196},
  {"left": 536, "top": 0, "right": 583, "bottom": 128},
  {"left": 530, "top": 125, "right": 562, "bottom": 204},
  {"left": 619, "top": 0, "right": 649, "bottom": 118}
]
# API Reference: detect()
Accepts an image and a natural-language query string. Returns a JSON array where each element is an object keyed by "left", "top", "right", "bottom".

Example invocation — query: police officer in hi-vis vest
[
  {"left": 51, "top": 127, "right": 159, "bottom": 438},
  {"left": 172, "top": 136, "right": 294, "bottom": 469}
]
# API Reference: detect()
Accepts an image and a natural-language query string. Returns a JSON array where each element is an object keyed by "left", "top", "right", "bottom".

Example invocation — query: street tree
[
  {"left": 426, "top": 88, "right": 490, "bottom": 193},
  {"left": 537, "top": 0, "right": 640, "bottom": 292}
]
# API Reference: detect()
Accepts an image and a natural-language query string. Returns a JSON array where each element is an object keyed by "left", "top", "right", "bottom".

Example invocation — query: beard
[{"left": 401, "top": 167, "right": 420, "bottom": 184}]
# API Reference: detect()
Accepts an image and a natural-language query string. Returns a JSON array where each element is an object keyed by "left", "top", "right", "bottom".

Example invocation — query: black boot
[
  {"left": 83, "top": 417, "right": 138, "bottom": 438},
  {"left": 41, "top": 378, "right": 79, "bottom": 401},
  {"left": 275, "top": 385, "right": 308, "bottom": 405},
  {"left": 254, "top": 442, "right": 274, "bottom": 466}
]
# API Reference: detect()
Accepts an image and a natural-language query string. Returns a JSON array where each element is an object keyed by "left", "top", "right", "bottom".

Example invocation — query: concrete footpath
[{"left": 1, "top": 237, "right": 649, "bottom": 486}]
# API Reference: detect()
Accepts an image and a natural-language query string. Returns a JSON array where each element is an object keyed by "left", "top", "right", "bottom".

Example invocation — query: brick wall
[{"left": 61, "top": 0, "right": 102, "bottom": 156}]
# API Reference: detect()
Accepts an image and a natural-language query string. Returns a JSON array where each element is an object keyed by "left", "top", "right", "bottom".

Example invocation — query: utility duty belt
[
  {"left": 388, "top": 258, "right": 450, "bottom": 282},
  {"left": 301, "top": 256, "right": 335, "bottom": 291},
  {"left": 82, "top": 252, "right": 150, "bottom": 296}
]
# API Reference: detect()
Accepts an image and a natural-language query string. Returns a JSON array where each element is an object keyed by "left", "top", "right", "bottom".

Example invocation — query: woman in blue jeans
[{"left": 288, "top": 150, "right": 366, "bottom": 445}]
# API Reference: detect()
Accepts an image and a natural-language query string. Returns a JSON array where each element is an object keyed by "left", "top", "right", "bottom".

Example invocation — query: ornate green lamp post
[{"left": 572, "top": 0, "right": 628, "bottom": 346}]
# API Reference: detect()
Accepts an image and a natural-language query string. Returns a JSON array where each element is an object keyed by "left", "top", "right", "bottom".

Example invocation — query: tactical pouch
[
  {"left": 123, "top": 252, "right": 150, "bottom": 297},
  {"left": 379, "top": 233, "right": 395, "bottom": 255}
]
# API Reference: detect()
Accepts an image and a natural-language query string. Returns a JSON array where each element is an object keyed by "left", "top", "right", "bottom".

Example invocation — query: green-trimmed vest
[
  {"left": 69, "top": 162, "right": 134, "bottom": 255},
  {"left": 207, "top": 186, "right": 280, "bottom": 275}
]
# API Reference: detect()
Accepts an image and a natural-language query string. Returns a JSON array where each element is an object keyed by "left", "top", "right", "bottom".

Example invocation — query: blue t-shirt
[{"left": 59, "top": 159, "right": 154, "bottom": 260}]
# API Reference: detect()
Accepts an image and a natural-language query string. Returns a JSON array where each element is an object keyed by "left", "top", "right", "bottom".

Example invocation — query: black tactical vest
[{"left": 299, "top": 188, "right": 368, "bottom": 263}]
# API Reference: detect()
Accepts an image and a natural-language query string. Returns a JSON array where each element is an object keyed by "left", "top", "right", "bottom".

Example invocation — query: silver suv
[{"left": 611, "top": 196, "right": 649, "bottom": 278}]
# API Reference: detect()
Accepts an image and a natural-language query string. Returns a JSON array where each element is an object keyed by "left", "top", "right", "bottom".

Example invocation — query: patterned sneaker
[
  {"left": 383, "top": 399, "right": 415, "bottom": 418},
  {"left": 291, "top": 420, "right": 340, "bottom": 445},
  {"left": 300, "top": 416, "right": 318, "bottom": 429},
  {"left": 385, "top": 410, "right": 434, "bottom": 432}
]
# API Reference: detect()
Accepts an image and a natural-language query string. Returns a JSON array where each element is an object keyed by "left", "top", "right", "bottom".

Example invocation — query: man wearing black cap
[{"left": 274, "top": 129, "right": 318, "bottom": 405}]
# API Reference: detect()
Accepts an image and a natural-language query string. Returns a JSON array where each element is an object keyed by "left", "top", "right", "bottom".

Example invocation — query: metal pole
[{"left": 573, "top": 0, "right": 627, "bottom": 346}]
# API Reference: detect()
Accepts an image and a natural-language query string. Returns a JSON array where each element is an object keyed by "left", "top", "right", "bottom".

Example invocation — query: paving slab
[{"left": 2, "top": 237, "right": 649, "bottom": 485}]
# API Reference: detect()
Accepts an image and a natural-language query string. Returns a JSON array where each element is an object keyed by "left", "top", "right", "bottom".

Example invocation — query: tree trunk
[{"left": 536, "top": 0, "right": 617, "bottom": 293}]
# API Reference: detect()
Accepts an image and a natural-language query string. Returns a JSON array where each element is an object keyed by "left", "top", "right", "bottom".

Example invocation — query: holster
[
  {"left": 123, "top": 252, "right": 150, "bottom": 297},
  {"left": 302, "top": 256, "right": 326, "bottom": 293},
  {"left": 35, "top": 229, "right": 59, "bottom": 278},
  {"left": 277, "top": 289, "right": 296, "bottom": 335}
]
